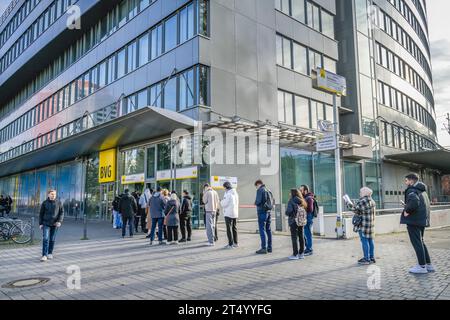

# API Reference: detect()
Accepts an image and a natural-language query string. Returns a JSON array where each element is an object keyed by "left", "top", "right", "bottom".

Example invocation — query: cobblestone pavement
[{"left": 0, "top": 227, "right": 449, "bottom": 300}]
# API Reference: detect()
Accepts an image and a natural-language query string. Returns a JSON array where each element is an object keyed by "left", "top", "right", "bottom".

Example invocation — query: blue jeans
[
  {"left": 257, "top": 212, "right": 272, "bottom": 250},
  {"left": 359, "top": 231, "right": 375, "bottom": 260},
  {"left": 150, "top": 217, "right": 164, "bottom": 242},
  {"left": 42, "top": 226, "right": 58, "bottom": 257},
  {"left": 304, "top": 213, "right": 314, "bottom": 252}
]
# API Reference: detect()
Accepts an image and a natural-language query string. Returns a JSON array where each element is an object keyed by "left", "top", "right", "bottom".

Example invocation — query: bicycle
[{"left": 0, "top": 218, "right": 32, "bottom": 244}]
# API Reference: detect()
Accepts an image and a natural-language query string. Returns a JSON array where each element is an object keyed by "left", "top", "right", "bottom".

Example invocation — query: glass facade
[
  {"left": 0, "top": 161, "right": 83, "bottom": 218},
  {"left": 281, "top": 148, "right": 344, "bottom": 214}
]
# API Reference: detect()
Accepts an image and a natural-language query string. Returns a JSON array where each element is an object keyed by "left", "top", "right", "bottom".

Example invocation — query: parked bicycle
[{"left": 0, "top": 218, "right": 32, "bottom": 244}]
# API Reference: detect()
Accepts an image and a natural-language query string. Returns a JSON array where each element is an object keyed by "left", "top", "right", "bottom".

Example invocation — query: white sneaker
[
  {"left": 232, "top": 244, "right": 239, "bottom": 248},
  {"left": 224, "top": 245, "right": 233, "bottom": 249},
  {"left": 206, "top": 242, "right": 215, "bottom": 247},
  {"left": 426, "top": 264, "right": 436, "bottom": 273},
  {"left": 47, "top": 254, "right": 54, "bottom": 260},
  {"left": 297, "top": 254, "right": 305, "bottom": 260},
  {"left": 173, "top": 241, "right": 179, "bottom": 245},
  {"left": 289, "top": 255, "right": 300, "bottom": 260},
  {"left": 40, "top": 256, "right": 47, "bottom": 262},
  {"left": 409, "top": 265, "right": 428, "bottom": 274}
]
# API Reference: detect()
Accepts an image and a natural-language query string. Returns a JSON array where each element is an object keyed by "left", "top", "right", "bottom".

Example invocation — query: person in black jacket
[
  {"left": 0, "top": 195, "right": 6, "bottom": 217},
  {"left": 119, "top": 189, "right": 137, "bottom": 238},
  {"left": 39, "top": 190, "right": 64, "bottom": 262},
  {"left": 401, "top": 173, "right": 435, "bottom": 274},
  {"left": 285, "top": 189, "right": 307, "bottom": 260},
  {"left": 180, "top": 190, "right": 193, "bottom": 242}
]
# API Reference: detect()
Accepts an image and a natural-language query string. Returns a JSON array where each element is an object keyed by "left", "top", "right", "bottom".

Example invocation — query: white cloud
[{"left": 429, "top": 1, "right": 450, "bottom": 148}]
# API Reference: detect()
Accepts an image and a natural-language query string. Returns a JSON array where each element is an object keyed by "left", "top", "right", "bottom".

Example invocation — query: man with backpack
[
  {"left": 300, "top": 185, "right": 318, "bottom": 256},
  {"left": 254, "top": 180, "right": 274, "bottom": 254},
  {"left": 401, "top": 173, "right": 435, "bottom": 274}
]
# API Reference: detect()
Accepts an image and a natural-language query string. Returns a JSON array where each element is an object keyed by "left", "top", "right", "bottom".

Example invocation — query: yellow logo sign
[{"left": 99, "top": 149, "right": 116, "bottom": 183}]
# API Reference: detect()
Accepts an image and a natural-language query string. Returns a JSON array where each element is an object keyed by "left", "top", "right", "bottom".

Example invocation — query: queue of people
[{"left": 36, "top": 172, "right": 437, "bottom": 275}]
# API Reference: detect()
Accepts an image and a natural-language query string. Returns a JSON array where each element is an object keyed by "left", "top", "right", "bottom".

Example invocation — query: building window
[
  {"left": 164, "top": 14, "right": 178, "bottom": 52},
  {"left": 138, "top": 33, "right": 150, "bottom": 66}
]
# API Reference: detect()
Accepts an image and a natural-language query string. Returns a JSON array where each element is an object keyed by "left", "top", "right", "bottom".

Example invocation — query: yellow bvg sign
[{"left": 99, "top": 149, "right": 116, "bottom": 183}]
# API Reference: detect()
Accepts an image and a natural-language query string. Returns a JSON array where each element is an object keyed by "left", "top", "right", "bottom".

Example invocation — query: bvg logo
[
  {"left": 99, "top": 149, "right": 116, "bottom": 183},
  {"left": 100, "top": 165, "right": 113, "bottom": 179}
]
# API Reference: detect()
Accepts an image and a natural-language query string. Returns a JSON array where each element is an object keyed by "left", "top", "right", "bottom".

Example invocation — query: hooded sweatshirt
[
  {"left": 149, "top": 192, "right": 165, "bottom": 219},
  {"left": 401, "top": 182, "right": 431, "bottom": 227}
]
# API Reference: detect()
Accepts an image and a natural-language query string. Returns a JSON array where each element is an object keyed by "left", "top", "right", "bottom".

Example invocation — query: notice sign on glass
[{"left": 316, "top": 132, "right": 337, "bottom": 152}]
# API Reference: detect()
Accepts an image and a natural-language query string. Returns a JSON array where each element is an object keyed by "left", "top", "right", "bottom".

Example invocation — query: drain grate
[{"left": 2, "top": 278, "right": 50, "bottom": 289}]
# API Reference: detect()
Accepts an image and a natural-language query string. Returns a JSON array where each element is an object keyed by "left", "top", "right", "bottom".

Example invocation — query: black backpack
[
  {"left": 263, "top": 188, "right": 275, "bottom": 211},
  {"left": 312, "top": 197, "right": 319, "bottom": 218}
]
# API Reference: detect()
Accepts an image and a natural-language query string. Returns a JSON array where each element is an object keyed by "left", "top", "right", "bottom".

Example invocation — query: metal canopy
[
  {"left": 0, "top": 107, "right": 195, "bottom": 177},
  {"left": 204, "top": 116, "right": 364, "bottom": 150},
  {"left": 385, "top": 149, "right": 450, "bottom": 174}
]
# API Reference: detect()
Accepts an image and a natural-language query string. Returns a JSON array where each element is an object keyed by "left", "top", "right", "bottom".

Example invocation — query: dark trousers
[
  {"left": 215, "top": 214, "right": 219, "bottom": 241},
  {"left": 167, "top": 226, "right": 179, "bottom": 242},
  {"left": 407, "top": 225, "right": 431, "bottom": 266},
  {"left": 290, "top": 224, "right": 305, "bottom": 256},
  {"left": 42, "top": 226, "right": 58, "bottom": 257},
  {"left": 134, "top": 209, "right": 147, "bottom": 232},
  {"left": 225, "top": 217, "right": 238, "bottom": 246},
  {"left": 122, "top": 215, "right": 134, "bottom": 237},
  {"left": 180, "top": 214, "right": 192, "bottom": 240}
]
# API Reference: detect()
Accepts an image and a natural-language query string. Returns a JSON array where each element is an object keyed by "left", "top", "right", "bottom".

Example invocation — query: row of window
[
  {"left": 375, "top": 42, "right": 434, "bottom": 111},
  {"left": 373, "top": 5, "right": 432, "bottom": 85},
  {"left": 0, "top": 0, "right": 171, "bottom": 120},
  {"left": 278, "top": 90, "right": 335, "bottom": 130},
  {"left": 378, "top": 81, "right": 436, "bottom": 134},
  {"left": 409, "top": 0, "right": 428, "bottom": 32},
  {"left": 275, "top": 0, "right": 335, "bottom": 39},
  {"left": 276, "top": 34, "right": 336, "bottom": 75},
  {"left": 0, "top": 1, "right": 208, "bottom": 145},
  {"left": 0, "top": 65, "right": 210, "bottom": 164},
  {"left": 0, "top": 0, "right": 41, "bottom": 48},
  {"left": 0, "top": 0, "right": 77, "bottom": 74},
  {"left": 386, "top": 0, "right": 430, "bottom": 58},
  {"left": 123, "top": 65, "right": 209, "bottom": 114},
  {"left": 381, "top": 120, "right": 437, "bottom": 152}
]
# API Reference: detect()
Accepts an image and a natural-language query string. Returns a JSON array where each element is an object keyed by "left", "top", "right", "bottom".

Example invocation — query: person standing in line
[
  {"left": 220, "top": 182, "right": 239, "bottom": 249},
  {"left": 119, "top": 189, "right": 137, "bottom": 238},
  {"left": 149, "top": 187, "right": 166, "bottom": 245},
  {"left": 0, "top": 195, "right": 6, "bottom": 217},
  {"left": 285, "top": 189, "right": 307, "bottom": 260},
  {"left": 401, "top": 173, "right": 435, "bottom": 274},
  {"left": 161, "top": 189, "right": 170, "bottom": 240},
  {"left": 145, "top": 189, "right": 154, "bottom": 238},
  {"left": 254, "top": 180, "right": 273, "bottom": 254},
  {"left": 132, "top": 192, "right": 141, "bottom": 233},
  {"left": 180, "top": 190, "right": 193, "bottom": 242},
  {"left": 349, "top": 187, "right": 376, "bottom": 265},
  {"left": 112, "top": 195, "right": 122, "bottom": 229},
  {"left": 39, "top": 190, "right": 64, "bottom": 262},
  {"left": 300, "top": 185, "right": 316, "bottom": 256},
  {"left": 202, "top": 184, "right": 220, "bottom": 246},
  {"left": 5, "top": 195, "right": 12, "bottom": 217},
  {"left": 139, "top": 189, "right": 151, "bottom": 233},
  {"left": 165, "top": 193, "right": 181, "bottom": 245}
]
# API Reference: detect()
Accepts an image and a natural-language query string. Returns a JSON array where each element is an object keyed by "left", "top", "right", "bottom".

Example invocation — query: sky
[{"left": 0, "top": 0, "right": 449, "bottom": 147}]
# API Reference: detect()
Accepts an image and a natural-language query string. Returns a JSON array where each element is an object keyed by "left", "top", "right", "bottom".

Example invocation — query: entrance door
[{"left": 99, "top": 183, "right": 115, "bottom": 222}]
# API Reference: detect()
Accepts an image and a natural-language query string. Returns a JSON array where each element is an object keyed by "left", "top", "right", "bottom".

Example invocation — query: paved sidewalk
[{"left": 0, "top": 227, "right": 449, "bottom": 300}]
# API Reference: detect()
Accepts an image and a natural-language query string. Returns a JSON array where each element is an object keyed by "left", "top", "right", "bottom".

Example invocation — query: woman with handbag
[
  {"left": 285, "top": 189, "right": 308, "bottom": 261},
  {"left": 164, "top": 193, "right": 180, "bottom": 245},
  {"left": 348, "top": 187, "right": 376, "bottom": 265}
]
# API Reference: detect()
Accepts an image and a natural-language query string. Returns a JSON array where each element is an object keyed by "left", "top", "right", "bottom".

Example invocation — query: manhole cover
[{"left": 2, "top": 278, "right": 50, "bottom": 289}]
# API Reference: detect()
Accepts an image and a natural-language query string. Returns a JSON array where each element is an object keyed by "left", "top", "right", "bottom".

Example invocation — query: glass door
[{"left": 99, "top": 183, "right": 115, "bottom": 222}]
